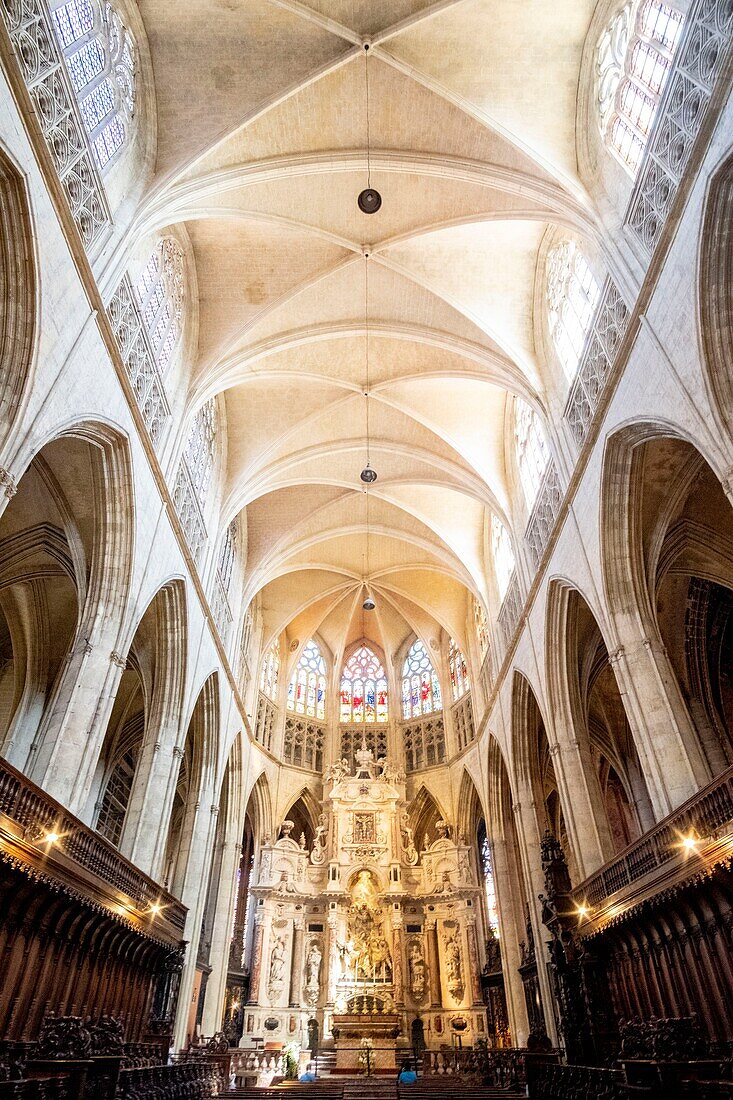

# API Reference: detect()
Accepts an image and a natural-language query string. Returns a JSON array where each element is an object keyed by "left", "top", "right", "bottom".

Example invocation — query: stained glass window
[
  {"left": 474, "top": 599, "right": 490, "bottom": 662},
  {"left": 479, "top": 825, "right": 500, "bottom": 938},
  {"left": 491, "top": 516, "right": 515, "bottom": 601},
  {"left": 546, "top": 241, "right": 601, "bottom": 380},
  {"left": 184, "top": 399, "right": 219, "bottom": 508},
  {"left": 135, "top": 239, "right": 185, "bottom": 372},
  {"left": 514, "top": 399, "right": 550, "bottom": 509},
  {"left": 260, "top": 640, "right": 280, "bottom": 701},
  {"left": 448, "top": 638, "right": 469, "bottom": 702},
  {"left": 596, "top": 0, "right": 684, "bottom": 177},
  {"left": 401, "top": 639, "right": 442, "bottom": 720},
  {"left": 340, "top": 645, "right": 388, "bottom": 724},
  {"left": 287, "top": 639, "right": 327, "bottom": 721},
  {"left": 50, "top": 0, "right": 136, "bottom": 174}
]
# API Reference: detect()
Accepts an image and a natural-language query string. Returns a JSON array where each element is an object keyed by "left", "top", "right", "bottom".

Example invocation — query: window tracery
[
  {"left": 448, "top": 638, "right": 469, "bottom": 702},
  {"left": 135, "top": 239, "right": 185, "bottom": 372},
  {"left": 514, "top": 399, "right": 550, "bottom": 509},
  {"left": 596, "top": 0, "right": 684, "bottom": 176},
  {"left": 340, "top": 645, "right": 388, "bottom": 724},
  {"left": 287, "top": 639, "right": 327, "bottom": 721},
  {"left": 401, "top": 638, "right": 442, "bottom": 720},
  {"left": 474, "top": 598, "right": 490, "bottom": 663},
  {"left": 184, "top": 399, "right": 218, "bottom": 508},
  {"left": 260, "top": 640, "right": 280, "bottom": 701},
  {"left": 491, "top": 516, "right": 516, "bottom": 602},
  {"left": 546, "top": 241, "right": 601, "bottom": 380},
  {"left": 50, "top": 0, "right": 136, "bottom": 172}
]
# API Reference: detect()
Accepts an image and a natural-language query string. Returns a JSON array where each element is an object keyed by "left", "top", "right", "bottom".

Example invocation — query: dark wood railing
[
  {"left": 0, "top": 756, "right": 186, "bottom": 939},
  {"left": 422, "top": 1047, "right": 558, "bottom": 1088},
  {"left": 572, "top": 764, "right": 733, "bottom": 912}
]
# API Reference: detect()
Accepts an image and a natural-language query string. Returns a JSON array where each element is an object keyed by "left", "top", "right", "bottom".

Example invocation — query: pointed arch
[
  {"left": 456, "top": 768, "right": 486, "bottom": 842},
  {"left": 244, "top": 770, "right": 273, "bottom": 843},
  {"left": 0, "top": 145, "right": 36, "bottom": 452},
  {"left": 408, "top": 784, "right": 447, "bottom": 854},
  {"left": 700, "top": 152, "right": 733, "bottom": 435}
]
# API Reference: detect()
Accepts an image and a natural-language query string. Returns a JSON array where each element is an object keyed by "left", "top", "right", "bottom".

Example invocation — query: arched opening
[
  {"left": 603, "top": 427, "right": 733, "bottom": 792},
  {"left": 89, "top": 582, "right": 185, "bottom": 848},
  {"left": 407, "top": 785, "right": 446, "bottom": 855},
  {"left": 283, "top": 789, "right": 318, "bottom": 851},
  {"left": 163, "top": 674, "right": 219, "bottom": 898},
  {"left": 547, "top": 581, "right": 654, "bottom": 857},
  {"left": 512, "top": 672, "right": 579, "bottom": 884},
  {"left": 701, "top": 153, "right": 733, "bottom": 432},
  {"left": 0, "top": 426, "right": 133, "bottom": 798},
  {"left": 0, "top": 147, "right": 35, "bottom": 450}
]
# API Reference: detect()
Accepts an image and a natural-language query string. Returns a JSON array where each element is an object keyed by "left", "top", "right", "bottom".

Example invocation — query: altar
[{"left": 238, "top": 741, "right": 488, "bottom": 1062}]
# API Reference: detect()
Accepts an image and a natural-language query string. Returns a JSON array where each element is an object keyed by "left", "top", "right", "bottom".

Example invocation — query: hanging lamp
[{"left": 357, "top": 44, "right": 382, "bottom": 215}]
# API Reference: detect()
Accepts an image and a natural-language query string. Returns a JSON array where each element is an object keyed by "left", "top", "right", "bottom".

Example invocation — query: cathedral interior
[{"left": 0, "top": 0, "right": 733, "bottom": 1097}]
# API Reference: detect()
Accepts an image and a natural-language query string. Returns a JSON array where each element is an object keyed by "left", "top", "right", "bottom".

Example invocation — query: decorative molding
[
  {"left": 283, "top": 713, "right": 324, "bottom": 772},
  {"left": 626, "top": 0, "right": 733, "bottom": 253},
  {"left": 451, "top": 693, "right": 475, "bottom": 753},
  {"left": 564, "top": 277, "right": 630, "bottom": 448},
  {"left": 107, "top": 276, "right": 171, "bottom": 447},
  {"left": 497, "top": 572, "right": 522, "bottom": 649},
  {"left": 524, "top": 458, "right": 563, "bottom": 569},
  {"left": 171, "top": 459, "right": 207, "bottom": 564},
  {"left": 255, "top": 692, "right": 276, "bottom": 753},
  {"left": 403, "top": 713, "right": 446, "bottom": 772},
  {"left": 0, "top": 0, "right": 111, "bottom": 250}
]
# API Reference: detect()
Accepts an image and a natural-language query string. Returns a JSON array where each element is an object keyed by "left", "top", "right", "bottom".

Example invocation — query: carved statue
[
  {"left": 268, "top": 935, "right": 287, "bottom": 995},
  {"left": 325, "top": 758, "right": 350, "bottom": 783},
  {"left": 400, "top": 811, "right": 418, "bottom": 865},
  {"left": 408, "top": 942, "right": 428, "bottom": 1000},
  {"left": 377, "top": 757, "right": 405, "bottom": 783},
  {"left": 280, "top": 820, "right": 294, "bottom": 839},
  {"left": 310, "top": 812, "right": 328, "bottom": 865},
  {"left": 443, "top": 929, "right": 464, "bottom": 999},
  {"left": 435, "top": 819, "right": 451, "bottom": 841},
  {"left": 304, "top": 941, "right": 322, "bottom": 1007}
]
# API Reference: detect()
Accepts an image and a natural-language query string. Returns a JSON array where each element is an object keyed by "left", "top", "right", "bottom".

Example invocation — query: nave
[{"left": 1, "top": 0, "right": 733, "bottom": 1097}]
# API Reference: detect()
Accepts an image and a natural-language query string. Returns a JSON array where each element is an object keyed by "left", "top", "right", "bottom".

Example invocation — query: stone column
[
  {"left": 547, "top": 736, "right": 615, "bottom": 879},
  {"left": 200, "top": 837, "right": 242, "bottom": 1035},
  {"left": 609, "top": 635, "right": 709, "bottom": 816},
  {"left": 248, "top": 914, "right": 265, "bottom": 1005},
  {"left": 425, "top": 919, "right": 442, "bottom": 1006},
  {"left": 290, "top": 919, "right": 305, "bottom": 1006},
  {"left": 465, "top": 916, "right": 483, "bottom": 1004},
  {"left": 327, "top": 912, "right": 340, "bottom": 1005},
  {"left": 120, "top": 716, "right": 186, "bottom": 879},
  {"left": 490, "top": 832, "right": 529, "bottom": 1046},
  {"left": 392, "top": 915, "right": 404, "bottom": 1004}
]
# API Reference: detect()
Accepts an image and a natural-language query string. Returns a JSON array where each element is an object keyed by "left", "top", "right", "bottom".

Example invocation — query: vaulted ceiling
[{"left": 130, "top": 0, "right": 601, "bottom": 665}]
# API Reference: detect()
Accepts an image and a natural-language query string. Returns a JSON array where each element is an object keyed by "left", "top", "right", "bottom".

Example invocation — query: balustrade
[
  {"left": 0, "top": 755, "right": 186, "bottom": 936},
  {"left": 572, "top": 763, "right": 733, "bottom": 911}
]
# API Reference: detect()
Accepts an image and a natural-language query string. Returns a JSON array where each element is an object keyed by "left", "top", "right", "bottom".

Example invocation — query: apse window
[
  {"left": 596, "top": 0, "right": 684, "bottom": 177},
  {"left": 50, "top": 0, "right": 136, "bottom": 173},
  {"left": 401, "top": 639, "right": 442, "bottom": 720},
  {"left": 448, "top": 638, "right": 469, "bottom": 702},
  {"left": 340, "top": 645, "right": 388, "bottom": 723},
  {"left": 287, "top": 639, "right": 327, "bottom": 720}
]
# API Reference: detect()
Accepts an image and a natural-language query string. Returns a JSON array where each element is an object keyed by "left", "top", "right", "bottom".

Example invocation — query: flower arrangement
[
  {"left": 283, "top": 1039, "right": 301, "bottom": 1079},
  {"left": 358, "top": 1036, "right": 374, "bottom": 1076}
]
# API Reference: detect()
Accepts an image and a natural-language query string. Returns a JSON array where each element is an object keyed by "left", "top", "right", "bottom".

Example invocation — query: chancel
[{"left": 0, "top": 0, "right": 732, "bottom": 1098}]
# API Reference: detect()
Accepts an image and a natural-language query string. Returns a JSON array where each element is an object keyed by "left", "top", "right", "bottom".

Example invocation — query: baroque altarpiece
[{"left": 239, "top": 746, "right": 488, "bottom": 1048}]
